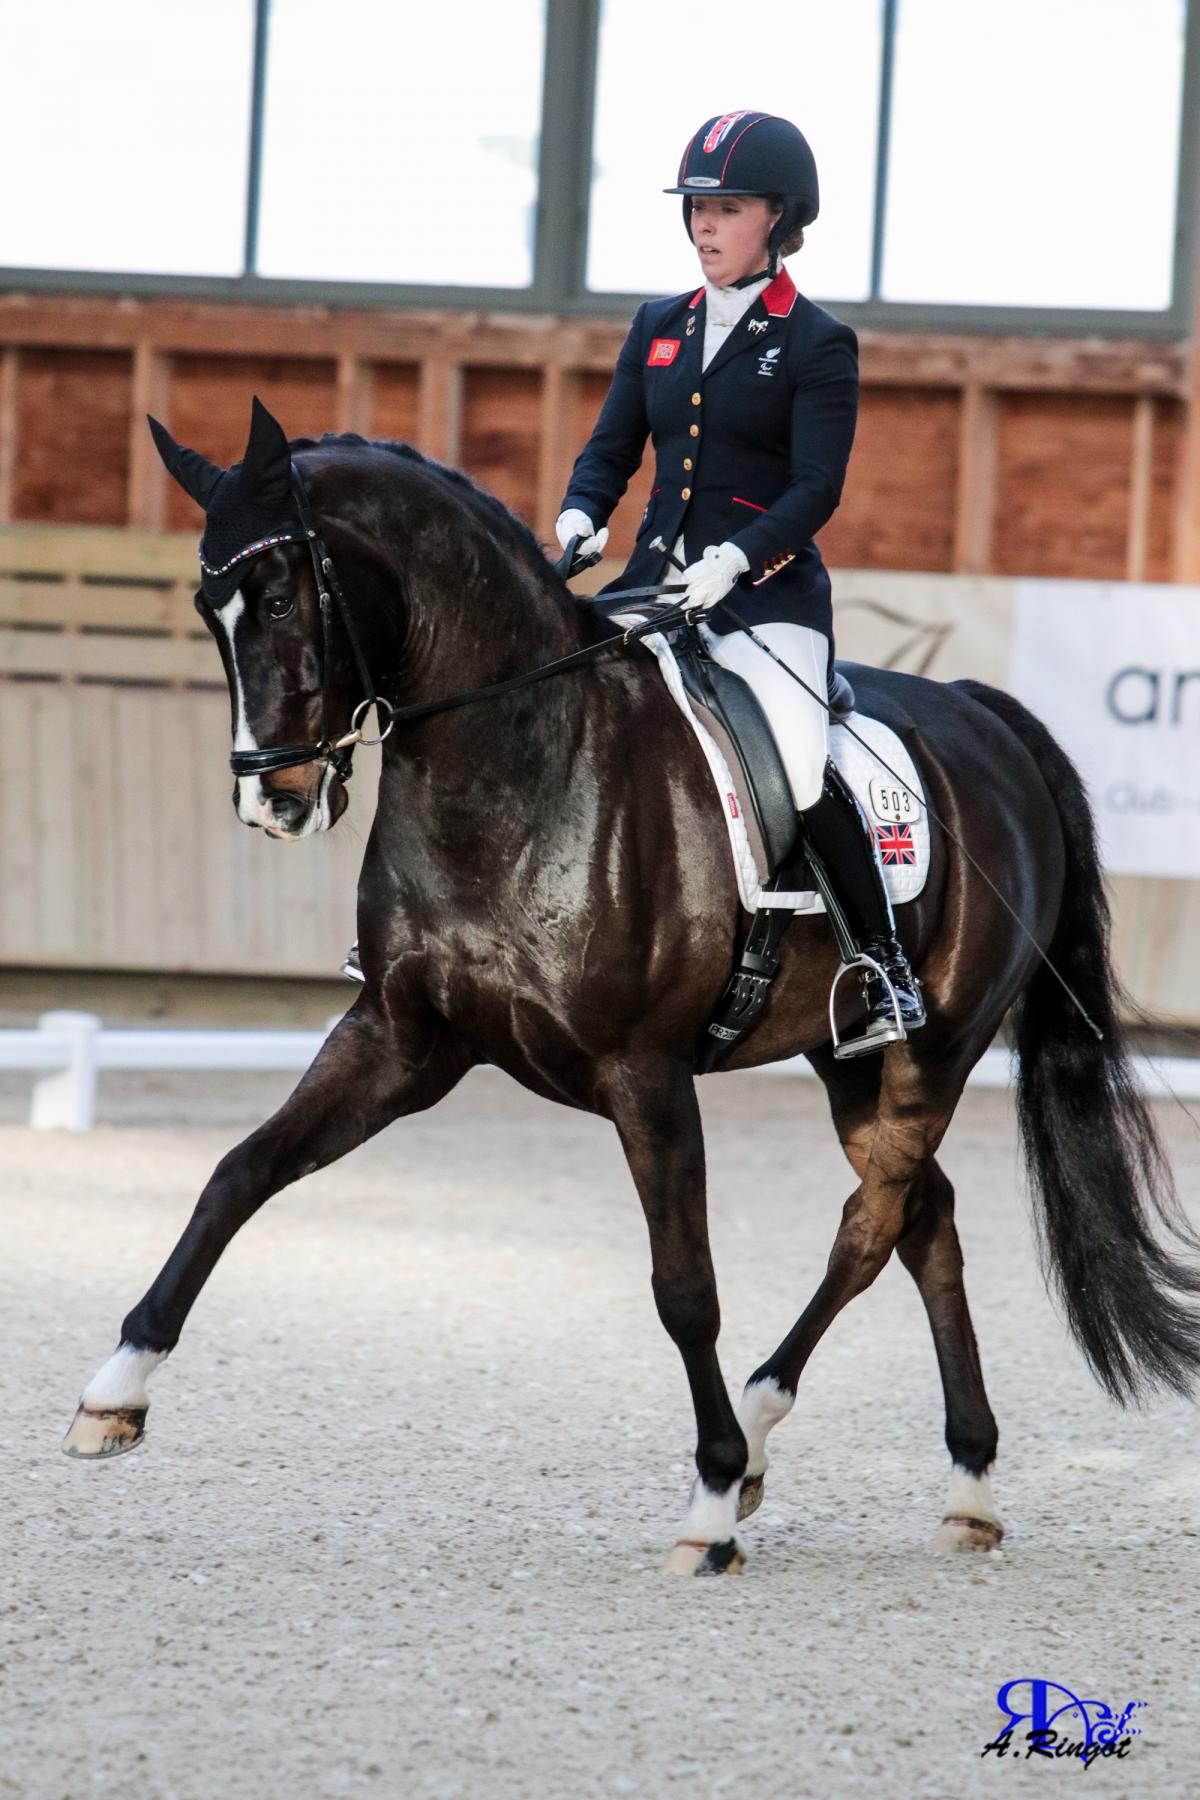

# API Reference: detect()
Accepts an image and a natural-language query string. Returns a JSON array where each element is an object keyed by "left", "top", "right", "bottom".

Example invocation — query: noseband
[{"left": 227, "top": 470, "right": 394, "bottom": 783}]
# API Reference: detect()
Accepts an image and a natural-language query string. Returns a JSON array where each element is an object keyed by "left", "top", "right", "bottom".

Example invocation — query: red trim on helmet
[
  {"left": 718, "top": 114, "right": 771, "bottom": 184},
  {"left": 762, "top": 268, "right": 798, "bottom": 317},
  {"left": 703, "top": 111, "right": 750, "bottom": 156}
]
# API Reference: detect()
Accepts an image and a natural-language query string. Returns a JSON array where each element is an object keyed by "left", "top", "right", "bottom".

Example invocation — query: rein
[{"left": 227, "top": 516, "right": 691, "bottom": 780}]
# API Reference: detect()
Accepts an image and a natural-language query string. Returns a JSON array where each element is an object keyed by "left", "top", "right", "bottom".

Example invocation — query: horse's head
[{"left": 150, "top": 398, "right": 364, "bottom": 839}]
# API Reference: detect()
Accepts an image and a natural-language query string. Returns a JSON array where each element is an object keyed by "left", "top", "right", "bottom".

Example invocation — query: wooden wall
[
  {"left": 3, "top": 525, "right": 1197, "bottom": 1023},
  {"left": 1, "top": 293, "right": 1197, "bottom": 584}
]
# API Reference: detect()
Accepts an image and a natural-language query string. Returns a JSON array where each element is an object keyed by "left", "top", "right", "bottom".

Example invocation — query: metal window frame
[{"left": 1, "top": 0, "right": 1196, "bottom": 340}]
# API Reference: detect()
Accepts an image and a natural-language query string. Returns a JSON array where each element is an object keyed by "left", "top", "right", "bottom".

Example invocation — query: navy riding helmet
[{"left": 664, "top": 112, "right": 819, "bottom": 272}]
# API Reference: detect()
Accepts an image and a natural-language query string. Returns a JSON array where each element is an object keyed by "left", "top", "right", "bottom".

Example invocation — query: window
[
  {"left": 0, "top": 0, "right": 254, "bottom": 277},
  {"left": 882, "top": 0, "right": 1187, "bottom": 309},
  {"left": 255, "top": 0, "right": 546, "bottom": 288},
  {"left": 586, "top": 0, "right": 883, "bottom": 302}
]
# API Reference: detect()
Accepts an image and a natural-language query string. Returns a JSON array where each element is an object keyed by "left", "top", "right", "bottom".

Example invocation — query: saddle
[
  {"left": 658, "top": 632, "right": 925, "bottom": 1070},
  {"left": 674, "top": 638, "right": 856, "bottom": 884}
]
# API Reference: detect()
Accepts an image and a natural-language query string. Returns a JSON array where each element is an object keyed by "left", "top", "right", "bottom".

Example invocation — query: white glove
[
  {"left": 680, "top": 541, "right": 749, "bottom": 612},
  {"left": 556, "top": 508, "right": 609, "bottom": 561}
]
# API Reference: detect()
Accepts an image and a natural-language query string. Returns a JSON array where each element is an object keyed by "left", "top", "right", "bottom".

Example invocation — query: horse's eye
[{"left": 266, "top": 594, "right": 295, "bottom": 620}]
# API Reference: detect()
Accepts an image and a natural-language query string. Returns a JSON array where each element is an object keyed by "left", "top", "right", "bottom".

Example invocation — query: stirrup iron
[{"left": 829, "top": 952, "right": 907, "bottom": 1060}]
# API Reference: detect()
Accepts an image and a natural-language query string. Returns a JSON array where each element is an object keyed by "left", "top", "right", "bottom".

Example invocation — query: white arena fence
[{"left": 1, "top": 1011, "right": 1198, "bottom": 1132}]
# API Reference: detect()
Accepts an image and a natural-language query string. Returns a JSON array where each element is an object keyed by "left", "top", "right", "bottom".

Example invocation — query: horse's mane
[{"left": 290, "top": 431, "right": 554, "bottom": 576}]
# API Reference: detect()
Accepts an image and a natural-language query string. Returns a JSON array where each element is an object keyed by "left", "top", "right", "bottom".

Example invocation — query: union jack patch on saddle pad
[{"left": 876, "top": 823, "right": 917, "bottom": 866}]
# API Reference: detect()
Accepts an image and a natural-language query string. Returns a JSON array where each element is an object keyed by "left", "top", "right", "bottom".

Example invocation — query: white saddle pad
[{"left": 643, "top": 633, "right": 930, "bottom": 915}]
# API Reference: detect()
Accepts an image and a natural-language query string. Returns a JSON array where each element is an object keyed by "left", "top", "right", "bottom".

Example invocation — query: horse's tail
[{"left": 955, "top": 678, "right": 1200, "bottom": 1405}]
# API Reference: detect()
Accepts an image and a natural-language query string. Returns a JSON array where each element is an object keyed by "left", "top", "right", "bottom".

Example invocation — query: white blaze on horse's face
[{"left": 217, "top": 587, "right": 337, "bottom": 838}]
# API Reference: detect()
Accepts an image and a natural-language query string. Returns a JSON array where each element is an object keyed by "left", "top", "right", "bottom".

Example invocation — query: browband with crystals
[{"left": 199, "top": 530, "right": 304, "bottom": 580}]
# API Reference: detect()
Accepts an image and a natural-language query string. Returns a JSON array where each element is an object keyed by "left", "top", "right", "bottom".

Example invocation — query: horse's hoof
[
  {"left": 664, "top": 1536, "right": 746, "bottom": 1576},
  {"left": 737, "top": 1473, "right": 765, "bottom": 1521},
  {"left": 62, "top": 1404, "right": 147, "bottom": 1460},
  {"left": 934, "top": 1512, "right": 1003, "bottom": 1553}
]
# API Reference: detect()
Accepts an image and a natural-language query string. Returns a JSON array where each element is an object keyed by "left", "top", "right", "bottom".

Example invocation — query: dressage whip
[{"left": 580, "top": 542, "right": 1104, "bottom": 1042}]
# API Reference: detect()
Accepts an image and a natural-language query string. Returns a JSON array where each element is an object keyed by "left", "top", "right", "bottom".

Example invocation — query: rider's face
[{"left": 689, "top": 195, "right": 780, "bottom": 286}]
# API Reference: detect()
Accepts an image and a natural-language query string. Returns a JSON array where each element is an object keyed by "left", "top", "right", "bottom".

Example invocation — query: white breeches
[{"left": 700, "top": 621, "right": 831, "bottom": 811}]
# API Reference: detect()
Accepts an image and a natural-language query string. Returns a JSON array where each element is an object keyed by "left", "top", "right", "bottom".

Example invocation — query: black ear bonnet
[{"left": 148, "top": 396, "right": 307, "bottom": 605}]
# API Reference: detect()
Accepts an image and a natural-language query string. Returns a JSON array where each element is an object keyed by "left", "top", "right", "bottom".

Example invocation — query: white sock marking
[
  {"left": 677, "top": 1475, "right": 740, "bottom": 1545},
  {"left": 944, "top": 1463, "right": 1001, "bottom": 1524},
  {"left": 736, "top": 1376, "right": 794, "bottom": 1478},
  {"left": 80, "top": 1344, "right": 166, "bottom": 1410}
]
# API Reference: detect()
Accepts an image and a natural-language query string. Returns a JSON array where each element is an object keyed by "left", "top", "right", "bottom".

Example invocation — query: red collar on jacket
[{"left": 687, "top": 268, "right": 797, "bottom": 317}]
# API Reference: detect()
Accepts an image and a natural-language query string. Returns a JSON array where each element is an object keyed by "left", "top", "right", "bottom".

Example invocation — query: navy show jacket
[{"left": 562, "top": 267, "right": 858, "bottom": 642}]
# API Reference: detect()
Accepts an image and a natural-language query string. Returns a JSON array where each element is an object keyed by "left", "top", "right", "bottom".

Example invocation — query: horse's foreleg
[
  {"left": 609, "top": 1070, "right": 747, "bottom": 1576},
  {"left": 896, "top": 1160, "right": 1003, "bottom": 1552},
  {"left": 64, "top": 1000, "right": 470, "bottom": 1459}
]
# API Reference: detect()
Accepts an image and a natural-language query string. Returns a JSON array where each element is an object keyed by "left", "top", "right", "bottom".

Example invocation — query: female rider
[{"left": 556, "top": 110, "right": 924, "bottom": 1055}]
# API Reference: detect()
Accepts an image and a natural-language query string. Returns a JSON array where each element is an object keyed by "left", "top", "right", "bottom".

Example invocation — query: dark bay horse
[{"left": 64, "top": 428, "right": 1200, "bottom": 1575}]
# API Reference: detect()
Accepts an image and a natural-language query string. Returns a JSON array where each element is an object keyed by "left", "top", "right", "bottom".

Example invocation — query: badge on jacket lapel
[
  {"left": 748, "top": 317, "right": 769, "bottom": 336},
  {"left": 648, "top": 338, "right": 681, "bottom": 366},
  {"left": 756, "top": 346, "right": 782, "bottom": 377}
]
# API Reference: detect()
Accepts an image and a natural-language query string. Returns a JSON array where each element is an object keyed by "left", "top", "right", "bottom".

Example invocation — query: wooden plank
[
  {"left": 127, "top": 343, "right": 170, "bottom": 529},
  {"left": 0, "top": 522, "right": 197, "bottom": 578},
  {"left": 0, "top": 295, "right": 1185, "bottom": 394},
  {"left": 952, "top": 384, "right": 998, "bottom": 574},
  {"left": 0, "top": 683, "right": 40, "bottom": 958},
  {"left": 335, "top": 353, "right": 373, "bottom": 434},
  {"left": 0, "top": 347, "right": 19, "bottom": 523},
  {"left": 1126, "top": 395, "right": 1155, "bottom": 583},
  {"left": 417, "top": 357, "right": 463, "bottom": 465},
  {"left": 1172, "top": 213, "right": 1200, "bottom": 580},
  {"left": 0, "top": 575, "right": 201, "bottom": 632},
  {"left": 536, "top": 362, "right": 581, "bottom": 543},
  {"left": 13, "top": 349, "right": 133, "bottom": 525},
  {"left": 461, "top": 366, "right": 540, "bottom": 526},
  {"left": 992, "top": 393, "right": 1133, "bottom": 579},
  {"left": 0, "top": 625, "right": 219, "bottom": 683},
  {"left": 824, "top": 388, "right": 961, "bottom": 573},
  {"left": 0, "top": 585, "right": 198, "bottom": 633}
]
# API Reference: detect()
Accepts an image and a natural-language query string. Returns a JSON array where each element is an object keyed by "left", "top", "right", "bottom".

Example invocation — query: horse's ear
[
  {"left": 147, "top": 415, "right": 224, "bottom": 508},
  {"left": 238, "top": 395, "right": 292, "bottom": 507}
]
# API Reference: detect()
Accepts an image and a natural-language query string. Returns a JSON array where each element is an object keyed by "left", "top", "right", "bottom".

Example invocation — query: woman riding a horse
[
  {"left": 61, "top": 115, "right": 1198, "bottom": 1579},
  {"left": 556, "top": 110, "right": 924, "bottom": 1055}
]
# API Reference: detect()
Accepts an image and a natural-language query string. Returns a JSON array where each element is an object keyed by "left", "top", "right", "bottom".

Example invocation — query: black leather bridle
[
  {"left": 225, "top": 497, "right": 692, "bottom": 784},
  {"left": 228, "top": 472, "right": 393, "bottom": 783}
]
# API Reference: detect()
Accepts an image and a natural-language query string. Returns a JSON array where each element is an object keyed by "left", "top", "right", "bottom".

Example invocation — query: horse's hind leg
[
  {"left": 896, "top": 1160, "right": 1003, "bottom": 1552},
  {"left": 736, "top": 1050, "right": 880, "bottom": 1519},
  {"left": 63, "top": 998, "right": 470, "bottom": 1459},
  {"left": 736, "top": 1048, "right": 956, "bottom": 1529}
]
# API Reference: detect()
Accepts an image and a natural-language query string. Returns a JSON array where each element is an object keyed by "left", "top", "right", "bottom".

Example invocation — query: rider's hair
[{"left": 766, "top": 195, "right": 805, "bottom": 257}]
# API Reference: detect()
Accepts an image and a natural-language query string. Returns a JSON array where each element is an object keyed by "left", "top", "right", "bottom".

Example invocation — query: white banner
[{"left": 1010, "top": 579, "right": 1200, "bottom": 879}]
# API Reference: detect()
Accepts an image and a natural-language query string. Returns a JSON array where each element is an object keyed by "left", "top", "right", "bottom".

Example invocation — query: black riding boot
[{"left": 798, "top": 760, "right": 925, "bottom": 1057}]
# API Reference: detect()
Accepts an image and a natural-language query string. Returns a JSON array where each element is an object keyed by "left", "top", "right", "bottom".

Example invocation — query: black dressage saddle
[{"left": 674, "top": 638, "right": 856, "bottom": 882}]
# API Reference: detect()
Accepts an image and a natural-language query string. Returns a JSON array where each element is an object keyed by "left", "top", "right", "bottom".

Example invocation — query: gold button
[
  {"left": 681, "top": 487, "right": 691, "bottom": 500},
  {"left": 689, "top": 424, "right": 700, "bottom": 437},
  {"left": 683, "top": 457, "right": 693, "bottom": 470},
  {"left": 691, "top": 392, "right": 701, "bottom": 405}
]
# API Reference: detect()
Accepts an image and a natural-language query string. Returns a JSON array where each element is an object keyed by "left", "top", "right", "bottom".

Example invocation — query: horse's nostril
[{"left": 263, "top": 787, "right": 308, "bottom": 828}]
